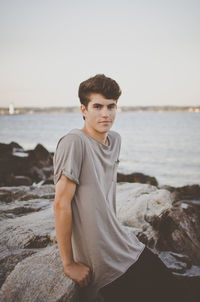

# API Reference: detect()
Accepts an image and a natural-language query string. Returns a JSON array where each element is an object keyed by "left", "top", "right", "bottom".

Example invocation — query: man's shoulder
[{"left": 56, "top": 129, "right": 83, "bottom": 149}]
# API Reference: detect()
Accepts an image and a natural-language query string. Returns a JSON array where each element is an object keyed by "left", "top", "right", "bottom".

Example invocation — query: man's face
[{"left": 81, "top": 93, "right": 117, "bottom": 134}]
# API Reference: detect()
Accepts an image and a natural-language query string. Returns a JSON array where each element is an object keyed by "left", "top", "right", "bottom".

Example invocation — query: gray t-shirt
[{"left": 53, "top": 128, "right": 145, "bottom": 301}]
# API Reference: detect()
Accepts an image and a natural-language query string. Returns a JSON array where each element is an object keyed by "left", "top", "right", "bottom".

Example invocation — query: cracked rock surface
[{"left": 0, "top": 183, "right": 200, "bottom": 301}]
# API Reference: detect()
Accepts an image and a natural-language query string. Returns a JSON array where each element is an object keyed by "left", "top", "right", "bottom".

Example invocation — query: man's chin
[{"left": 97, "top": 125, "right": 112, "bottom": 133}]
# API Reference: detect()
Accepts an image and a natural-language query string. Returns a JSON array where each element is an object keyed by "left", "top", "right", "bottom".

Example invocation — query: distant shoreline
[{"left": 0, "top": 105, "right": 200, "bottom": 115}]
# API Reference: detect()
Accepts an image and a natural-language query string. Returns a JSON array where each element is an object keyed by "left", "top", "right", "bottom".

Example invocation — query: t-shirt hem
[{"left": 97, "top": 244, "right": 146, "bottom": 295}]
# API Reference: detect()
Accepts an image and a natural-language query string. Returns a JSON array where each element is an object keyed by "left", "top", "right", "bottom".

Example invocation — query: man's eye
[
  {"left": 108, "top": 105, "right": 116, "bottom": 109},
  {"left": 94, "top": 105, "right": 101, "bottom": 109}
]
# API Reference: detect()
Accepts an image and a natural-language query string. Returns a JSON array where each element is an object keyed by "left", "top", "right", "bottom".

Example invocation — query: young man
[{"left": 53, "top": 74, "right": 185, "bottom": 302}]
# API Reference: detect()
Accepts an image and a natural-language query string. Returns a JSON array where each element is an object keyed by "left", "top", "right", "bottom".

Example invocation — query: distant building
[
  {"left": 9, "top": 103, "right": 14, "bottom": 115},
  {"left": 189, "top": 107, "right": 200, "bottom": 112}
]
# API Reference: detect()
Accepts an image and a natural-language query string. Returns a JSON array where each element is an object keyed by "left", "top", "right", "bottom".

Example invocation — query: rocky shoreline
[
  {"left": 0, "top": 142, "right": 54, "bottom": 187},
  {"left": 0, "top": 142, "right": 200, "bottom": 301},
  {"left": 1, "top": 141, "right": 199, "bottom": 190}
]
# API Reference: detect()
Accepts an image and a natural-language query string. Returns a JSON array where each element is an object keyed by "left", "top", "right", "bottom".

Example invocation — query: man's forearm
[{"left": 54, "top": 202, "right": 74, "bottom": 267}]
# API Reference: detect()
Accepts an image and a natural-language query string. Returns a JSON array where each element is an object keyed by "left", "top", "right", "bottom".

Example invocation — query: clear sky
[{"left": 0, "top": 0, "right": 199, "bottom": 108}]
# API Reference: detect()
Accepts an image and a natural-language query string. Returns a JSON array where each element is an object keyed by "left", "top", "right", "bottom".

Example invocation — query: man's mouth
[{"left": 99, "top": 121, "right": 111, "bottom": 123}]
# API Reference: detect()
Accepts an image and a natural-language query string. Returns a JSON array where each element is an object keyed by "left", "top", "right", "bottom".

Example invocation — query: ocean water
[{"left": 0, "top": 111, "right": 200, "bottom": 187}]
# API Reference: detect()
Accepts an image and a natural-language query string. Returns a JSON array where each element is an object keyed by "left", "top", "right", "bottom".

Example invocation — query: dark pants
[{"left": 99, "top": 247, "right": 190, "bottom": 302}]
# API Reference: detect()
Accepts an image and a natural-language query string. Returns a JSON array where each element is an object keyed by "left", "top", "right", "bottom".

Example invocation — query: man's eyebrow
[
  {"left": 92, "top": 103, "right": 116, "bottom": 106},
  {"left": 108, "top": 103, "right": 117, "bottom": 106},
  {"left": 92, "top": 103, "right": 102, "bottom": 106}
]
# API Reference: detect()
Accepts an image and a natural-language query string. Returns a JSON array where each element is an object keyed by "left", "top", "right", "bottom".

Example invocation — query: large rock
[
  {"left": 0, "top": 185, "right": 56, "bottom": 248},
  {"left": 0, "top": 245, "right": 79, "bottom": 302},
  {"left": 116, "top": 183, "right": 200, "bottom": 266},
  {"left": 0, "top": 183, "right": 199, "bottom": 301},
  {"left": 0, "top": 184, "right": 55, "bottom": 203},
  {"left": 0, "top": 207, "right": 56, "bottom": 249},
  {"left": 28, "top": 144, "right": 53, "bottom": 167},
  {"left": 116, "top": 183, "right": 172, "bottom": 248},
  {"left": 0, "top": 246, "right": 36, "bottom": 288},
  {"left": 161, "top": 184, "right": 200, "bottom": 201},
  {"left": 117, "top": 172, "right": 158, "bottom": 186},
  {"left": 155, "top": 199, "right": 200, "bottom": 265},
  {"left": 0, "top": 142, "right": 23, "bottom": 157},
  {"left": 0, "top": 142, "right": 53, "bottom": 186}
]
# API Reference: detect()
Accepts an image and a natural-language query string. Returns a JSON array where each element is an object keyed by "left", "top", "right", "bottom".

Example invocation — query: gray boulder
[
  {"left": 0, "top": 185, "right": 56, "bottom": 249},
  {"left": 0, "top": 245, "right": 79, "bottom": 302},
  {"left": 0, "top": 183, "right": 200, "bottom": 301},
  {"left": 116, "top": 183, "right": 172, "bottom": 248},
  {"left": 0, "top": 246, "right": 36, "bottom": 288}
]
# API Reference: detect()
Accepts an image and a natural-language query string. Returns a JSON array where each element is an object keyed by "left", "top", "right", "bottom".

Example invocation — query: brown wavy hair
[{"left": 78, "top": 74, "right": 122, "bottom": 111}]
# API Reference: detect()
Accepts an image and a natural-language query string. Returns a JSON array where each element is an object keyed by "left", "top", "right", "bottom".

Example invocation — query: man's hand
[{"left": 64, "top": 261, "right": 92, "bottom": 287}]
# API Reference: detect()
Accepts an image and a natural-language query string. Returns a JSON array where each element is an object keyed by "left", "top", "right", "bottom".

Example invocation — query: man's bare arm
[{"left": 54, "top": 174, "right": 91, "bottom": 287}]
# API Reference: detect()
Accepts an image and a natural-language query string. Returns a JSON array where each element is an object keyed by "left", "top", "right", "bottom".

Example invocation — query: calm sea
[{"left": 0, "top": 112, "right": 200, "bottom": 187}]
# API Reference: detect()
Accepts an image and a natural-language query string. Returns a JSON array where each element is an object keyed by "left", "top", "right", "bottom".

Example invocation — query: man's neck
[{"left": 81, "top": 126, "right": 109, "bottom": 146}]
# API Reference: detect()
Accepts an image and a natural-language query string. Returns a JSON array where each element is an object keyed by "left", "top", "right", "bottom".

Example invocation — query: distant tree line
[{"left": 0, "top": 105, "right": 200, "bottom": 115}]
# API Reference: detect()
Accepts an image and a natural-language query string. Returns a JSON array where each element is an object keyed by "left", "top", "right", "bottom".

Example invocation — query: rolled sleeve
[{"left": 53, "top": 134, "right": 83, "bottom": 185}]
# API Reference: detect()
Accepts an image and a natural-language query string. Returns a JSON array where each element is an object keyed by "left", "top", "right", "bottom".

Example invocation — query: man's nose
[{"left": 101, "top": 107, "right": 110, "bottom": 116}]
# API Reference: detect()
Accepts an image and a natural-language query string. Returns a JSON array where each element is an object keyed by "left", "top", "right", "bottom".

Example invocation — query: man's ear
[{"left": 80, "top": 104, "right": 86, "bottom": 119}]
